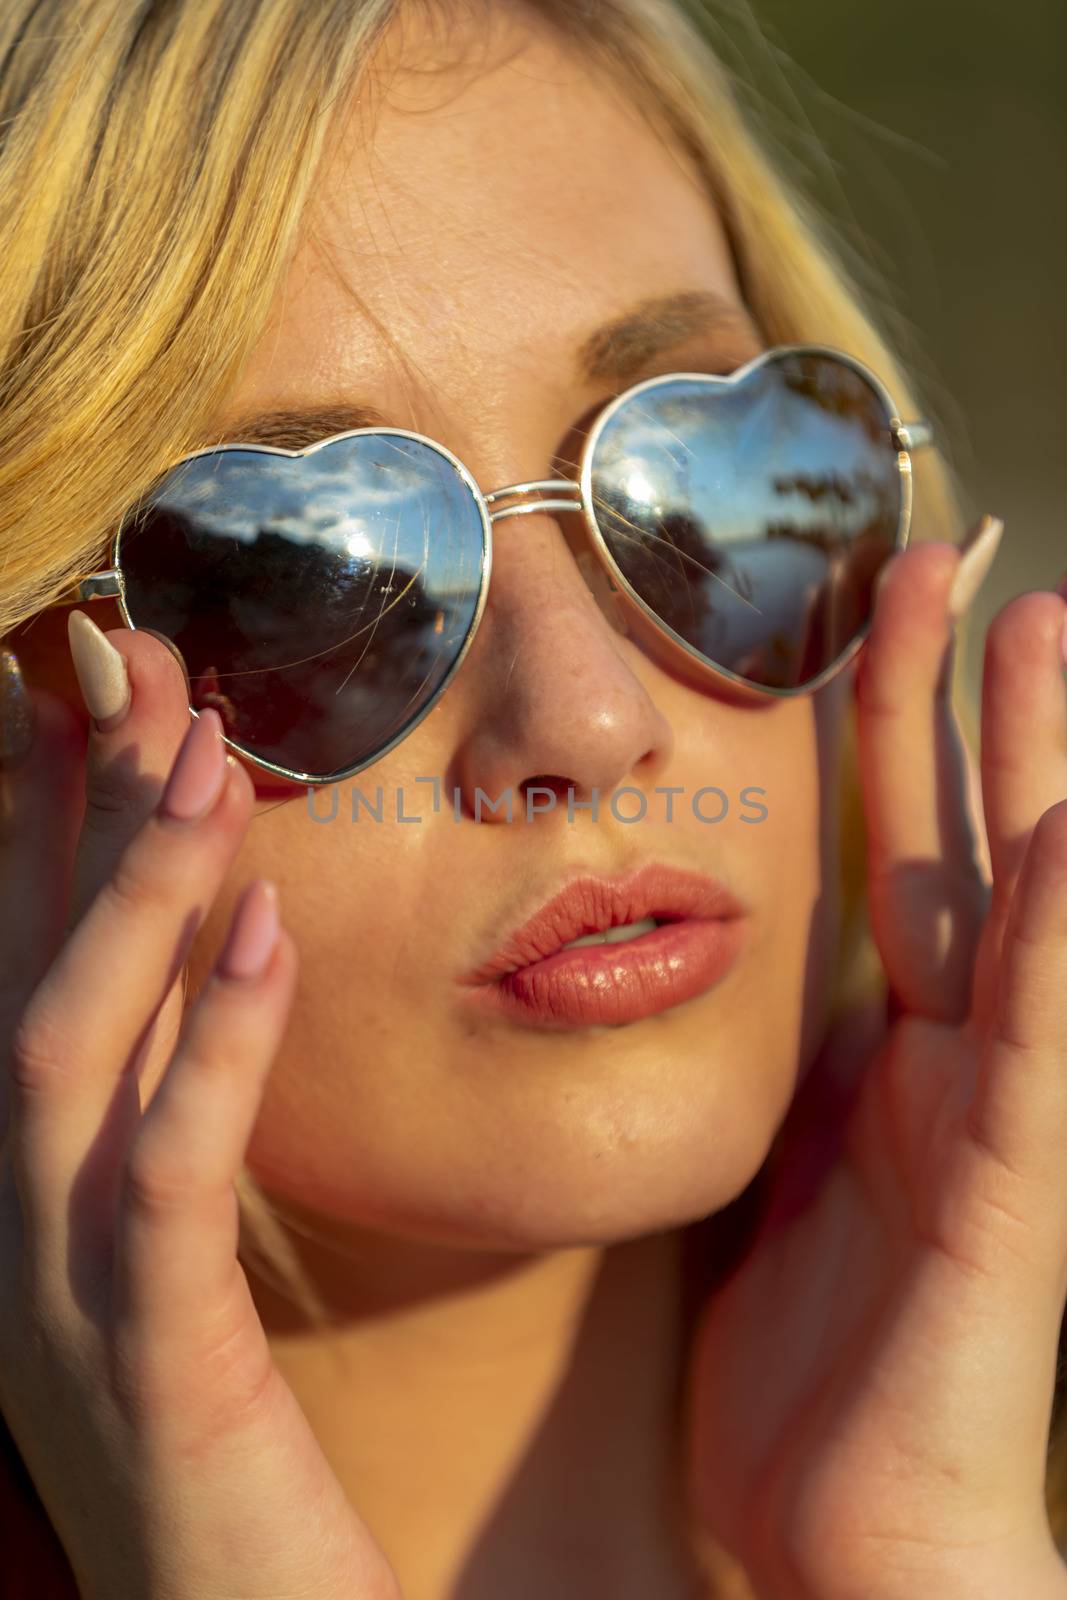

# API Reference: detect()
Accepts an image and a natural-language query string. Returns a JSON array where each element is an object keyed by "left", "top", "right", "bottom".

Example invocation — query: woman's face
[{"left": 24, "top": 3, "right": 850, "bottom": 1249}]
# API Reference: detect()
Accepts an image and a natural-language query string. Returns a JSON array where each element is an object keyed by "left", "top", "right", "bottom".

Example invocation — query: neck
[{"left": 244, "top": 1200, "right": 709, "bottom": 1599}]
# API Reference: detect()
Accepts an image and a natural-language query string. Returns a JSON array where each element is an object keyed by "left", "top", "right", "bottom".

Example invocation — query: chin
[{"left": 245, "top": 1095, "right": 784, "bottom": 1257}]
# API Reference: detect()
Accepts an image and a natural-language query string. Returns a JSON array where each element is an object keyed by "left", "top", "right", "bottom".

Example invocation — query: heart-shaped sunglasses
[{"left": 54, "top": 343, "right": 932, "bottom": 785}]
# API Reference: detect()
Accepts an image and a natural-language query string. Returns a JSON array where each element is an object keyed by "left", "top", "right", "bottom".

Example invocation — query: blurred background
[{"left": 718, "top": 0, "right": 1064, "bottom": 703}]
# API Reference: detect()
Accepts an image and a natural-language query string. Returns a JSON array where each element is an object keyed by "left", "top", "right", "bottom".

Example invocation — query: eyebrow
[
  {"left": 211, "top": 288, "right": 764, "bottom": 450},
  {"left": 577, "top": 288, "right": 763, "bottom": 384}
]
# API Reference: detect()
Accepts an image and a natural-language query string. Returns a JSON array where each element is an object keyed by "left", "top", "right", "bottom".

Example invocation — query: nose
[{"left": 449, "top": 503, "right": 676, "bottom": 822}]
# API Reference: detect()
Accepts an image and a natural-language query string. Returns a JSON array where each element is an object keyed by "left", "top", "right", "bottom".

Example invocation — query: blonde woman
[{"left": 1, "top": 2, "right": 1066, "bottom": 1597}]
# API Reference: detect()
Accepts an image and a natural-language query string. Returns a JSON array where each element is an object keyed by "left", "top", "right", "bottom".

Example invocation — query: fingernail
[
  {"left": 68, "top": 609, "right": 131, "bottom": 730},
  {"left": 160, "top": 707, "right": 227, "bottom": 821},
  {"left": 0, "top": 646, "right": 36, "bottom": 768},
  {"left": 947, "top": 514, "right": 1004, "bottom": 620},
  {"left": 217, "top": 879, "right": 280, "bottom": 980}
]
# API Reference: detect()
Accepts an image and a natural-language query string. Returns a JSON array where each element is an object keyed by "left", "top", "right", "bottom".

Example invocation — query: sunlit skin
[{"left": 5, "top": 3, "right": 1067, "bottom": 1599}]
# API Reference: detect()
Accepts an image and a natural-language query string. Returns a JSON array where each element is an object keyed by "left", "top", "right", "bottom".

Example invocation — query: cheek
[
  {"left": 184, "top": 787, "right": 431, "bottom": 1026},
  {"left": 723, "top": 701, "right": 840, "bottom": 1084}
]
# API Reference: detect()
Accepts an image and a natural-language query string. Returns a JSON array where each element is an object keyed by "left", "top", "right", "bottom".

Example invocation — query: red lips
[{"left": 461, "top": 862, "right": 746, "bottom": 984}]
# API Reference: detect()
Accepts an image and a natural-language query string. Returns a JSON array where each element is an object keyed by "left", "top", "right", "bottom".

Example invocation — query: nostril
[{"left": 523, "top": 775, "right": 569, "bottom": 799}]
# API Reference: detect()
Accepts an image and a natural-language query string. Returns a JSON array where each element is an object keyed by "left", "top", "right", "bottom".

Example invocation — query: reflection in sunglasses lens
[
  {"left": 119, "top": 434, "right": 488, "bottom": 778},
  {"left": 587, "top": 350, "right": 903, "bottom": 690}
]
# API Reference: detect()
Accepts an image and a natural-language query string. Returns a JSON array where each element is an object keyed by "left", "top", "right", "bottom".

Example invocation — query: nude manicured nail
[
  {"left": 217, "top": 879, "right": 280, "bottom": 980},
  {"left": 68, "top": 609, "right": 131, "bottom": 728},
  {"left": 0, "top": 646, "right": 36, "bottom": 768},
  {"left": 947, "top": 515, "right": 1004, "bottom": 620},
  {"left": 160, "top": 707, "right": 227, "bottom": 821}
]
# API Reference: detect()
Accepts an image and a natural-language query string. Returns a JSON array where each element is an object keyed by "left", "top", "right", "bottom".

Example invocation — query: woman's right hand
[{"left": 0, "top": 622, "right": 402, "bottom": 1600}]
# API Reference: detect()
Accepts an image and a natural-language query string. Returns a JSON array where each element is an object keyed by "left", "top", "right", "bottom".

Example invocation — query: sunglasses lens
[
  {"left": 118, "top": 434, "right": 488, "bottom": 779},
  {"left": 587, "top": 349, "right": 905, "bottom": 690}
]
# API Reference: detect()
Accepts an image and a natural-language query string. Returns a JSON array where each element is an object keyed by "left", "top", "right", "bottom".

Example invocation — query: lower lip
[{"left": 463, "top": 917, "right": 747, "bottom": 1029}]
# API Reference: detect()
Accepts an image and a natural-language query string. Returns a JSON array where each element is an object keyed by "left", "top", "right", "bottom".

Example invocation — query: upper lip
[{"left": 460, "top": 862, "right": 747, "bottom": 985}]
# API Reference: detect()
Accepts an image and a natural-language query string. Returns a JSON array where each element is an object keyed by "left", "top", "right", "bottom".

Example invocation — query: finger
[
  {"left": 966, "top": 799, "right": 1067, "bottom": 1244},
  {"left": 66, "top": 612, "right": 202, "bottom": 930},
  {"left": 855, "top": 530, "right": 993, "bottom": 1022},
  {"left": 0, "top": 677, "right": 86, "bottom": 1149},
  {"left": 4, "top": 714, "right": 256, "bottom": 1242},
  {"left": 970, "top": 585, "right": 1067, "bottom": 1033},
  {"left": 114, "top": 882, "right": 296, "bottom": 1344}
]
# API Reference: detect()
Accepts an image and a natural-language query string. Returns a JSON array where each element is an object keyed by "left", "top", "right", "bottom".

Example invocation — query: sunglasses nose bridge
[{"left": 484, "top": 478, "right": 583, "bottom": 525}]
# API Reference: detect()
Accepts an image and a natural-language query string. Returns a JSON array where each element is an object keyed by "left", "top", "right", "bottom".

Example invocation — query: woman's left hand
[{"left": 684, "top": 522, "right": 1067, "bottom": 1600}]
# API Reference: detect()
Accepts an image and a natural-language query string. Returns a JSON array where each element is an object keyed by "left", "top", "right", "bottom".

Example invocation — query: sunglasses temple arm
[
  {"left": 39, "top": 568, "right": 122, "bottom": 612},
  {"left": 896, "top": 418, "right": 934, "bottom": 452}
]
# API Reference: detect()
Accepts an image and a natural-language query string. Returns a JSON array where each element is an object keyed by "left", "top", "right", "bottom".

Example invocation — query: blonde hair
[{"left": 3, "top": 0, "right": 1059, "bottom": 1591}]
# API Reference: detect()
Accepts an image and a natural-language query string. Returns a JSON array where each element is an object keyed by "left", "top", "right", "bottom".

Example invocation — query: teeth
[{"left": 560, "top": 916, "right": 660, "bottom": 950}]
